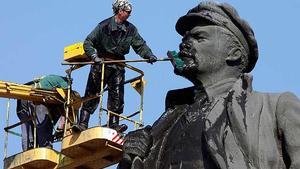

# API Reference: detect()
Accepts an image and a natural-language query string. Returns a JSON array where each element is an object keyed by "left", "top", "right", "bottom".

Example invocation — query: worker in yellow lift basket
[
  {"left": 72, "top": 0, "right": 157, "bottom": 133},
  {"left": 16, "top": 75, "right": 68, "bottom": 151}
]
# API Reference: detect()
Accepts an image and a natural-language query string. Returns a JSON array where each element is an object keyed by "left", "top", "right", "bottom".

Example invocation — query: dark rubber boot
[
  {"left": 72, "top": 110, "right": 90, "bottom": 132},
  {"left": 111, "top": 123, "right": 128, "bottom": 133},
  {"left": 53, "top": 128, "right": 64, "bottom": 141}
]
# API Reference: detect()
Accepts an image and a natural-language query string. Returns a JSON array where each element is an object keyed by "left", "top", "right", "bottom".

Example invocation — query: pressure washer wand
[
  {"left": 104, "top": 57, "right": 171, "bottom": 64},
  {"left": 62, "top": 58, "right": 171, "bottom": 65}
]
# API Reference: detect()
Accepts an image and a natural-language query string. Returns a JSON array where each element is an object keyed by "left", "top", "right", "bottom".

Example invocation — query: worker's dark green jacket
[{"left": 83, "top": 16, "right": 153, "bottom": 60}]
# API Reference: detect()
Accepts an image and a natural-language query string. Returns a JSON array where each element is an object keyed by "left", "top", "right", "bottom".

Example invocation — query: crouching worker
[{"left": 16, "top": 75, "right": 68, "bottom": 151}]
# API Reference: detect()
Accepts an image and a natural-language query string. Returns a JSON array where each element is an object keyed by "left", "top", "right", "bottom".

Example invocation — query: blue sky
[{"left": 1, "top": 0, "right": 300, "bottom": 168}]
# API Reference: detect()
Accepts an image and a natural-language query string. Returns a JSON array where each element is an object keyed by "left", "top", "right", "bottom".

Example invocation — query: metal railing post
[
  {"left": 64, "top": 67, "right": 73, "bottom": 137},
  {"left": 4, "top": 99, "right": 10, "bottom": 158},
  {"left": 32, "top": 107, "right": 37, "bottom": 148},
  {"left": 98, "top": 63, "right": 105, "bottom": 126},
  {"left": 139, "top": 77, "right": 144, "bottom": 129}
]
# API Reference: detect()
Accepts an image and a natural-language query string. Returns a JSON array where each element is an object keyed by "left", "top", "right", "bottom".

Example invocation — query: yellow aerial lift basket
[
  {"left": 2, "top": 42, "right": 150, "bottom": 169},
  {"left": 4, "top": 148, "right": 62, "bottom": 169}
]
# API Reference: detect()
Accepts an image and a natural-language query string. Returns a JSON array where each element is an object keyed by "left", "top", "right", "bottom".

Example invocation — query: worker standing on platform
[
  {"left": 73, "top": 0, "right": 157, "bottom": 132},
  {"left": 16, "top": 75, "right": 68, "bottom": 150}
]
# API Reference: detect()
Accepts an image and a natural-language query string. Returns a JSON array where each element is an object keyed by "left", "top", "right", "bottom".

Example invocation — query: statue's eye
[
  {"left": 191, "top": 32, "right": 206, "bottom": 42},
  {"left": 194, "top": 34, "right": 205, "bottom": 41},
  {"left": 190, "top": 30, "right": 209, "bottom": 42}
]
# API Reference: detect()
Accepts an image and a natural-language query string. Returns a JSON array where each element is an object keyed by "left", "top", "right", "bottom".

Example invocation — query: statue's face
[{"left": 176, "top": 25, "right": 230, "bottom": 78}]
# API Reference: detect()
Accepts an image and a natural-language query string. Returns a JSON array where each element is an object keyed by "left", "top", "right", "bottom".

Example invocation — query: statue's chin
[
  {"left": 174, "top": 62, "right": 198, "bottom": 80},
  {"left": 172, "top": 51, "right": 198, "bottom": 79}
]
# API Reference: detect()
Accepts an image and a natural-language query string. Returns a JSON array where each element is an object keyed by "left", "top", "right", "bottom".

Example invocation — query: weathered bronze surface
[{"left": 119, "top": 1, "right": 300, "bottom": 169}]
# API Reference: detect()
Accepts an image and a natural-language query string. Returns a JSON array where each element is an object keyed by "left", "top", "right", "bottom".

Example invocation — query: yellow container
[{"left": 63, "top": 42, "right": 90, "bottom": 62}]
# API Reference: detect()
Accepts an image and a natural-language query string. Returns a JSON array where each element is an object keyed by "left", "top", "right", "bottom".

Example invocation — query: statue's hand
[{"left": 118, "top": 126, "right": 152, "bottom": 169}]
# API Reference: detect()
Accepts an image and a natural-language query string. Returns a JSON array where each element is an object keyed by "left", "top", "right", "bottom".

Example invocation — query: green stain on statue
[{"left": 167, "top": 50, "right": 184, "bottom": 71}]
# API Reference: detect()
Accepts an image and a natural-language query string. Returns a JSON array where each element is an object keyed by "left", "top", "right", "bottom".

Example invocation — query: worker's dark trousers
[
  {"left": 17, "top": 100, "right": 60, "bottom": 151},
  {"left": 81, "top": 64, "right": 125, "bottom": 126}
]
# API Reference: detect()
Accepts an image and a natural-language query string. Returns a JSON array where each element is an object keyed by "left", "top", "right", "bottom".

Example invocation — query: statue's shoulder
[
  {"left": 165, "top": 86, "right": 196, "bottom": 110},
  {"left": 151, "top": 86, "right": 197, "bottom": 139}
]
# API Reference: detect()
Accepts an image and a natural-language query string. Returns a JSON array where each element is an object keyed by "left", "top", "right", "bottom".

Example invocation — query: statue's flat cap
[{"left": 176, "top": 1, "right": 258, "bottom": 73}]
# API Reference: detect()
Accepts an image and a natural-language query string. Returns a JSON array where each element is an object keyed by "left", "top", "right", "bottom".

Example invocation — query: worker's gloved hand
[
  {"left": 118, "top": 125, "right": 152, "bottom": 169},
  {"left": 146, "top": 55, "right": 157, "bottom": 64},
  {"left": 91, "top": 54, "right": 104, "bottom": 64}
]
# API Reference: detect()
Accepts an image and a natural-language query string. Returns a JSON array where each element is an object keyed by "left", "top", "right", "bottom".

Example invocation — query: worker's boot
[
  {"left": 116, "top": 124, "right": 128, "bottom": 133},
  {"left": 110, "top": 123, "right": 128, "bottom": 133},
  {"left": 108, "top": 115, "right": 127, "bottom": 132},
  {"left": 53, "top": 128, "right": 64, "bottom": 141},
  {"left": 72, "top": 110, "right": 90, "bottom": 132}
]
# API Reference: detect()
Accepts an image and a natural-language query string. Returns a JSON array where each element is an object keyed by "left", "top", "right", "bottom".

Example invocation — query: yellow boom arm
[{"left": 0, "top": 80, "right": 65, "bottom": 104}]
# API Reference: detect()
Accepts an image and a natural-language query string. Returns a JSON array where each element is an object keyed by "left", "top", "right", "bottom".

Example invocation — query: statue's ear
[{"left": 226, "top": 47, "right": 242, "bottom": 62}]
